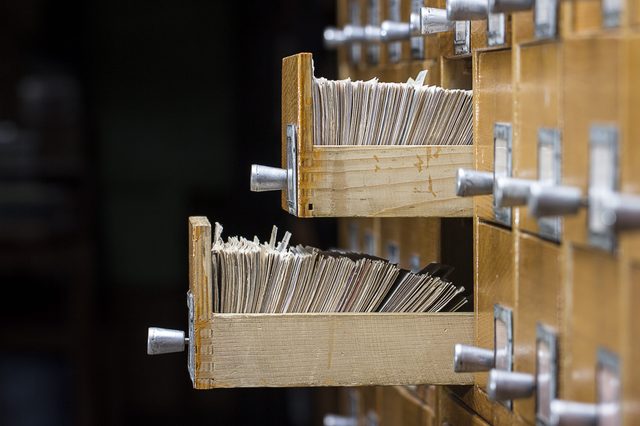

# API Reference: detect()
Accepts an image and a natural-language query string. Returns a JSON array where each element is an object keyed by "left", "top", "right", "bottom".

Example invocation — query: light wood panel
[
  {"left": 301, "top": 145, "right": 473, "bottom": 217},
  {"left": 195, "top": 313, "right": 474, "bottom": 388},
  {"left": 622, "top": 260, "right": 640, "bottom": 425},
  {"left": 514, "top": 234, "right": 564, "bottom": 424},
  {"left": 473, "top": 48, "right": 513, "bottom": 222},
  {"left": 438, "top": 388, "right": 491, "bottom": 426}
]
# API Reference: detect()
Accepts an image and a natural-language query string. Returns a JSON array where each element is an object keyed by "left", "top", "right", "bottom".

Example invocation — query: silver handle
[
  {"left": 550, "top": 400, "right": 598, "bottom": 426},
  {"left": 421, "top": 7, "right": 455, "bottom": 34},
  {"left": 147, "top": 327, "right": 188, "bottom": 355},
  {"left": 324, "top": 27, "right": 348, "bottom": 48},
  {"left": 323, "top": 415, "right": 358, "bottom": 426},
  {"left": 494, "top": 177, "right": 535, "bottom": 207},
  {"left": 527, "top": 183, "right": 584, "bottom": 218},
  {"left": 487, "top": 369, "right": 535, "bottom": 401},
  {"left": 343, "top": 24, "right": 367, "bottom": 42},
  {"left": 250, "top": 164, "right": 288, "bottom": 192},
  {"left": 446, "top": 0, "right": 489, "bottom": 20},
  {"left": 380, "top": 12, "right": 421, "bottom": 41},
  {"left": 456, "top": 169, "right": 494, "bottom": 197},
  {"left": 599, "top": 192, "right": 640, "bottom": 231},
  {"left": 488, "top": 0, "right": 534, "bottom": 13},
  {"left": 454, "top": 344, "right": 495, "bottom": 372}
]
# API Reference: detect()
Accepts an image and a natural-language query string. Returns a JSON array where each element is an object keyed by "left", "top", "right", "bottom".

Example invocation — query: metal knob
[
  {"left": 446, "top": 0, "right": 489, "bottom": 20},
  {"left": 380, "top": 13, "right": 420, "bottom": 41},
  {"left": 527, "top": 183, "right": 584, "bottom": 218},
  {"left": 324, "top": 27, "right": 348, "bottom": 48},
  {"left": 549, "top": 400, "right": 598, "bottom": 426},
  {"left": 147, "top": 327, "right": 188, "bottom": 355},
  {"left": 323, "top": 415, "right": 357, "bottom": 426},
  {"left": 494, "top": 177, "right": 535, "bottom": 208},
  {"left": 488, "top": 0, "right": 533, "bottom": 13},
  {"left": 421, "top": 7, "right": 455, "bottom": 34},
  {"left": 364, "top": 25, "right": 382, "bottom": 42},
  {"left": 456, "top": 169, "right": 494, "bottom": 197},
  {"left": 487, "top": 369, "right": 535, "bottom": 401},
  {"left": 250, "top": 164, "right": 288, "bottom": 192},
  {"left": 454, "top": 344, "right": 495, "bottom": 372},
  {"left": 599, "top": 192, "right": 640, "bottom": 231},
  {"left": 343, "top": 24, "right": 367, "bottom": 42}
]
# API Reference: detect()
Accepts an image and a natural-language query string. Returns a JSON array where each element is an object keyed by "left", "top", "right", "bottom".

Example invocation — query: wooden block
[
  {"left": 473, "top": 48, "right": 513, "bottom": 223},
  {"left": 379, "top": 386, "right": 434, "bottom": 426},
  {"left": 514, "top": 234, "right": 564, "bottom": 424},
  {"left": 281, "top": 53, "right": 473, "bottom": 218},
  {"left": 562, "top": 36, "right": 622, "bottom": 246},
  {"left": 194, "top": 313, "right": 474, "bottom": 388},
  {"left": 622, "top": 259, "right": 640, "bottom": 425},
  {"left": 400, "top": 218, "right": 442, "bottom": 271},
  {"left": 618, "top": 35, "right": 640, "bottom": 262},
  {"left": 447, "top": 385, "right": 526, "bottom": 425},
  {"left": 438, "top": 388, "right": 491, "bottom": 426},
  {"left": 511, "top": 11, "right": 535, "bottom": 44},
  {"left": 513, "top": 40, "right": 562, "bottom": 235},
  {"left": 475, "top": 221, "right": 516, "bottom": 389},
  {"left": 360, "top": 217, "right": 381, "bottom": 256},
  {"left": 441, "top": 56, "right": 473, "bottom": 89},
  {"left": 563, "top": 246, "right": 622, "bottom": 403}
]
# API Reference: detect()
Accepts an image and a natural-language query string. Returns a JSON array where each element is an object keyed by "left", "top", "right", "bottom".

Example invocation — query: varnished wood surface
[
  {"left": 513, "top": 40, "right": 562, "bottom": 235},
  {"left": 475, "top": 221, "right": 516, "bottom": 390},
  {"left": 196, "top": 313, "right": 474, "bottom": 388},
  {"left": 473, "top": 48, "right": 513, "bottom": 223},
  {"left": 514, "top": 234, "right": 563, "bottom": 424}
]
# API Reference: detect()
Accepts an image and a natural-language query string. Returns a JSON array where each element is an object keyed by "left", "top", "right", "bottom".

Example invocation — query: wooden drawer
[
  {"left": 514, "top": 233, "right": 564, "bottom": 424},
  {"left": 187, "top": 217, "right": 474, "bottom": 389},
  {"left": 622, "top": 260, "right": 640, "bottom": 425},
  {"left": 562, "top": 36, "right": 623, "bottom": 246},
  {"left": 279, "top": 53, "right": 472, "bottom": 218},
  {"left": 513, "top": 40, "right": 563, "bottom": 237},
  {"left": 473, "top": 48, "right": 513, "bottom": 223},
  {"left": 441, "top": 56, "right": 472, "bottom": 90},
  {"left": 475, "top": 221, "right": 516, "bottom": 389}
]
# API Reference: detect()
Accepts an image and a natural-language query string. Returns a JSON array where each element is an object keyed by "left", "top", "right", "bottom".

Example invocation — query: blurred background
[{"left": 0, "top": 1, "right": 338, "bottom": 424}]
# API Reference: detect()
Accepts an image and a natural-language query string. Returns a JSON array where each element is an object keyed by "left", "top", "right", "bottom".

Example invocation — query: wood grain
[
  {"left": 473, "top": 48, "right": 513, "bottom": 223},
  {"left": 513, "top": 41, "right": 562, "bottom": 235},
  {"left": 300, "top": 145, "right": 473, "bottom": 217},
  {"left": 514, "top": 234, "right": 564, "bottom": 424},
  {"left": 475, "top": 221, "right": 516, "bottom": 390},
  {"left": 195, "top": 312, "right": 474, "bottom": 388}
]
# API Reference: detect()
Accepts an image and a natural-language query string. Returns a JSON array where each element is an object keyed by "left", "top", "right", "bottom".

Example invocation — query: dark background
[{"left": 0, "top": 1, "right": 338, "bottom": 424}]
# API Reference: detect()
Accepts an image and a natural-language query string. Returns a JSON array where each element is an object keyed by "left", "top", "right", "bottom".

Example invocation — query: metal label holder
[
  {"left": 286, "top": 124, "right": 299, "bottom": 216},
  {"left": 588, "top": 125, "right": 619, "bottom": 252},
  {"left": 349, "top": 0, "right": 362, "bottom": 64},
  {"left": 487, "top": 13, "right": 506, "bottom": 47},
  {"left": 367, "top": 0, "right": 381, "bottom": 65},
  {"left": 388, "top": 0, "right": 402, "bottom": 62},
  {"left": 411, "top": 0, "right": 425, "bottom": 59},
  {"left": 596, "top": 348, "right": 621, "bottom": 426},
  {"left": 537, "top": 128, "right": 562, "bottom": 242},
  {"left": 494, "top": 123, "right": 513, "bottom": 227},
  {"left": 602, "top": 0, "right": 622, "bottom": 28},
  {"left": 187, "top": 291, "right": 195, "bottom": 382},
  {"left": 494, "top": 304, "right": 515, "bottom": 410},
  {"left": 536, "top": 324, "right": 558, "bottom": 426},
  {"left": 454, "top": 21, "right": 471, "bottom": 55},
  {"left": 534, "top": 0, "right": 558, "bottom": 39}
]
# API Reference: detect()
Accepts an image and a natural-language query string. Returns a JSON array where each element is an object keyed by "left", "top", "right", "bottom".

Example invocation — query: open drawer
[
  {"left": 148, "top": 217, "right": 475, "bottom": 389},
  {"left": 251, "top": 53, "right": 473, "bottom": 218}
]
